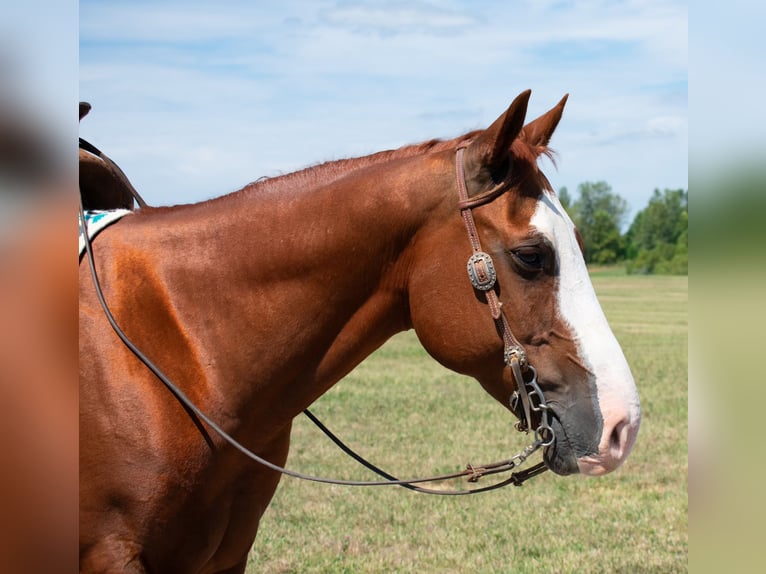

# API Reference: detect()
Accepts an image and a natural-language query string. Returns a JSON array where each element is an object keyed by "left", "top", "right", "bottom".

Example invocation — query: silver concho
[{"left": 466, "top": 252, "right": 497, "bottom": 291}]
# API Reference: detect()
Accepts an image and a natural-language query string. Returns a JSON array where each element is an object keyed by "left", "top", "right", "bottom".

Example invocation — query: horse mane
[
  {"left": 238, "top": 130, "right": 482, "bottom": 199},
  {"left": 160, "top": 126, "right": 556, "bottom": 211}
]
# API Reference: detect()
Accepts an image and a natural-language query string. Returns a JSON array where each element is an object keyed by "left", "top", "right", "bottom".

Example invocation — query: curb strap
[{"left": 455, "top": 146, "right": 535, "bottom": 433}]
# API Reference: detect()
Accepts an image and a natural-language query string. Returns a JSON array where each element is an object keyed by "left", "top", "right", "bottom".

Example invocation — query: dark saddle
[{"left": 79, "top": 102, "right": 144, "bottom": 210}]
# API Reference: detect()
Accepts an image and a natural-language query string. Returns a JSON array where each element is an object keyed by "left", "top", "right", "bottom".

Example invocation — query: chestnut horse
[{"left": 79, "top": 91, "right": 641, "bottom": 573}]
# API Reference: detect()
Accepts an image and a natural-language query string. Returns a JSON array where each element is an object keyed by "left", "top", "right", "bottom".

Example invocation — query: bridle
[
  {"left": 79, "top": 142, "right": 554, "bottom": 495},
  {"left": 455, "top": 145, "right": 554, "bottom": 448}
]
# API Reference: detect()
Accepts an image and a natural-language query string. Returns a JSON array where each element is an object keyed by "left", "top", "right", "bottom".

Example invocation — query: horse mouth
[
  {"left": 508, "top": 388, "right": 579, "bottom": 476},
  {"left": 508, "top": 401, "right": 579, "bottom": 476},
  {"left": 541, "top": 415, "right": 580, "bottom": 476}
]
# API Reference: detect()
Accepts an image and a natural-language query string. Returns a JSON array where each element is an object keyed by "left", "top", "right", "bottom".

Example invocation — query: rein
[{"left": 79, "top": 146, "right": 552, "bottom": 495}]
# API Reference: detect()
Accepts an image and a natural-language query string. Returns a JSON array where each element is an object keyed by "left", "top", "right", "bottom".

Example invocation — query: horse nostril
[
  {"left": 610, "top": 419, "right": 626, "bottom": 459},
  {"left": 575, "top": 411, "right": 639, "bottom": 476}
]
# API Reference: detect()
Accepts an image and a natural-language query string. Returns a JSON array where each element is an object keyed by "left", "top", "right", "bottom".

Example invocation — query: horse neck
[{"left": 146, "top": 151, "right": 455, "bottom": 429}]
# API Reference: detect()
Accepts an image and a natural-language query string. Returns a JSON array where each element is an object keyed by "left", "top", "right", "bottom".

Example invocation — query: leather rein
[{"left": 79, "top": 142, "right": 553, "bottom": 495}]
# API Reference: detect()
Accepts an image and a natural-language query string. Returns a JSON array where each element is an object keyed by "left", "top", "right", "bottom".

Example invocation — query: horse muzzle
[
  {"left": 541, "top": 414, "right": 580, "bottom": 475},
  {"left": 542, "top": 394, "right": 641, "bottom": 477}
]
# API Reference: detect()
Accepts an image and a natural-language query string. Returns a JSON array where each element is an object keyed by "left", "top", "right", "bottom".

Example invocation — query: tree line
[{"left": 558, "top": 182, "right": 687, "bottom": 275}]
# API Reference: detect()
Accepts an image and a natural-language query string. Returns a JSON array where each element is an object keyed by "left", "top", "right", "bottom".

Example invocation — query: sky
[{"left": 77, "top": 1, "right": 688, "bottom": 221}]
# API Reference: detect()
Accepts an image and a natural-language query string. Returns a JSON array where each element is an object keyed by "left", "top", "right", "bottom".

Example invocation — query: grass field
[{"left": 247, "top": 274, "right": 688, "bottom": 573}]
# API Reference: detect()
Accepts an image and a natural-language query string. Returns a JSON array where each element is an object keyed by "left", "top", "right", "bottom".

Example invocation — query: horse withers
[{"left": 79, "top": 90, "right": 641, "bottom": 573}]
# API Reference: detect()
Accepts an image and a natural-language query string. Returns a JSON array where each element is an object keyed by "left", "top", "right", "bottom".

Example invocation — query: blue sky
[{"left": 79, "top": 1, "right": 687, "bottom": 221}]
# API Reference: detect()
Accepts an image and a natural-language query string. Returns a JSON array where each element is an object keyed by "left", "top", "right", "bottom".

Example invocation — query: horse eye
[{"left": 512, "top": 248, "right": 545, "bottom": 270}]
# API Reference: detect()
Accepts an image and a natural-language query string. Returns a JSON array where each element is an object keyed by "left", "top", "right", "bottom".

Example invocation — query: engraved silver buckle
[{"left": 466, "top": 252, "right": 497, "bottom": 291}]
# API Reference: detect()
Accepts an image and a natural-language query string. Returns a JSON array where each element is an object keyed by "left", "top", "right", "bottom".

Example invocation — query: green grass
[
  {"left": 248, "top": 275, "right": 688, "bottom": 573},
  {"left": 586, "top": 264, "right": 628, "bottom": 277}
]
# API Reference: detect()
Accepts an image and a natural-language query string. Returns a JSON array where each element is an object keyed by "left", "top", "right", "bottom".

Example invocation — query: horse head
[{"left": 406, "top": 90, "right": 641, "bottom": 477}]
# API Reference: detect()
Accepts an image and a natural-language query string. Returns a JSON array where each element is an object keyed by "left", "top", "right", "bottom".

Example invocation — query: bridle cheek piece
[
  {"left": 455, "top": 145, "right": 555, "bottom": 449},
  {"left": 467, "top": 252, "right": 497, "bottom": 291}
]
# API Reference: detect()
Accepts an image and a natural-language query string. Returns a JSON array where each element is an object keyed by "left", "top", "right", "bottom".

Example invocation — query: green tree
[
  {"left": 558, "top": 186, "right": 571, "bottom": 210},
  {"left": 569, "top": 181, "right": 628, "bottom": 264},
  {"left": 625, "top": 188, "right": 688, "bottom": 274}
]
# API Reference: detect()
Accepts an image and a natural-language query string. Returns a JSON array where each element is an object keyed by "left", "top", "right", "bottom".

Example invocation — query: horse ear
[
  {"left": 464, "top": 90, "right": 531, "bottom": 189},
  {"left": 468, "top": 90, "right": 530, "bottom": 167},
  {"left": 522, "top": 94, "right": 568, "bottom": 148}
]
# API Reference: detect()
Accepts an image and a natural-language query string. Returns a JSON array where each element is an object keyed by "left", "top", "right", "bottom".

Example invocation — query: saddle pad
[{"left": 79, "top": 209, "right": 131, "bottom": 257}]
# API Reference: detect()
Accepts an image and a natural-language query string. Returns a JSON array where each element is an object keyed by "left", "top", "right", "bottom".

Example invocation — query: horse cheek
[{"left": 408, "top": 273, "right": 496, "bottom": 377}]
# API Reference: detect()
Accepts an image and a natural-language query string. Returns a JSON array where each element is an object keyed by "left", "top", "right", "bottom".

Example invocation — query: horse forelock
[{"left": 508, "top": 137, "right": 558, "bottom": 200}]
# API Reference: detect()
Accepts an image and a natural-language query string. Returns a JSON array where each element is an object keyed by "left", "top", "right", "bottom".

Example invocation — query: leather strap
[{"left": 455, "top": 146, "right": 535, "bottom": 432}]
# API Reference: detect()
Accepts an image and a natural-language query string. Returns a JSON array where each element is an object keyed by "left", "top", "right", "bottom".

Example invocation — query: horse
[{"left": 79, "top": 90, "right": 641, "bottom": 573}]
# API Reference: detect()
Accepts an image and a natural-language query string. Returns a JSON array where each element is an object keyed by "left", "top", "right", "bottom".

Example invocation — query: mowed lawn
[{"left": 248, "top": 273, "right": 688, "bottom": 573}]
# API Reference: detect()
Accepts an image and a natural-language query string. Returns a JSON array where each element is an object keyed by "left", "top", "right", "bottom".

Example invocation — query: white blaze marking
[{"left": 530, "top": 193, "right": 641, "bottom": 474}]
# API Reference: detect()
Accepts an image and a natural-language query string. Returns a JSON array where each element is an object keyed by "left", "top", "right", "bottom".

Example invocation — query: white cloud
[
  {"left": 79, "top": 0, "right": 687, "bottom": 213},
  {"left": 80, "top": 1, "right": 287, "bottom": 43},
  {"left": 319, "top": 1, "right": 479, "bottom": 36}
]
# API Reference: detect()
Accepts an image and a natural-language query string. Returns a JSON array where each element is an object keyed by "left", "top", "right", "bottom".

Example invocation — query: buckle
[{"left": 466, "top": 252, "right": 497, "bottom": 291}]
